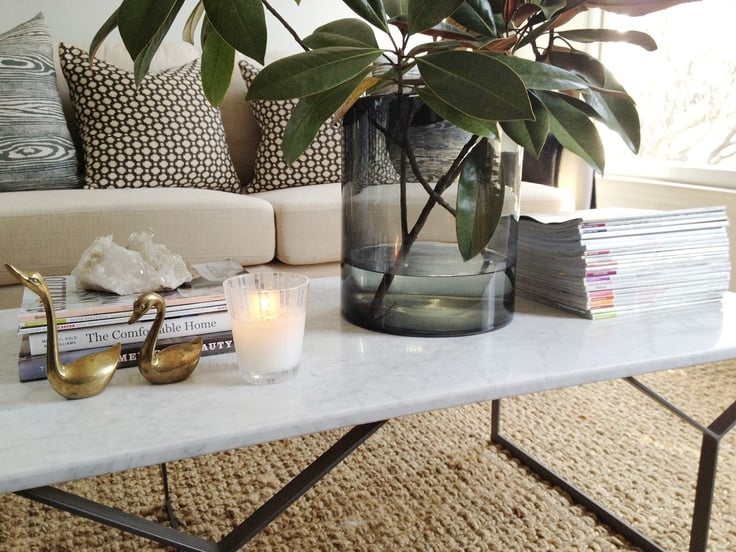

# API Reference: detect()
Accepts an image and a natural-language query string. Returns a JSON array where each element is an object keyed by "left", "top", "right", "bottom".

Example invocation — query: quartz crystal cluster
[{"left": 72, "top": 230, "right": 192, "bottom": 295}]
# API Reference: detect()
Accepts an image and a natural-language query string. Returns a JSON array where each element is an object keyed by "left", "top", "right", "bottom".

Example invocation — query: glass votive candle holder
[{"left": 223, "top": 272, "right": 310, "bottom": 384}]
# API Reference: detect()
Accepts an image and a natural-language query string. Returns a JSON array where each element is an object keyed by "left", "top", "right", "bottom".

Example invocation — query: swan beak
[{"left": 5, "top": 263, "right": 25, "bottom": 283}]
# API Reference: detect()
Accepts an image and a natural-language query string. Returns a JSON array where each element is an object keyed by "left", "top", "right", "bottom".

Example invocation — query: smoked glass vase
[{"left": 341, "top": 94, "right": 521, "bottom": 336}]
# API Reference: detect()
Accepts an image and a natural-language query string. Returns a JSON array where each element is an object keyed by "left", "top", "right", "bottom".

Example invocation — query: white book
[{"left": 27, "top": 310, "right": 232, "bottom": 355}]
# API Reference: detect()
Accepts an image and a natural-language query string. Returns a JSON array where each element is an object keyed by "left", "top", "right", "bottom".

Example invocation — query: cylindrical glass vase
[{"left": 341, "top": 94, "right": 521, "bottom": 336}]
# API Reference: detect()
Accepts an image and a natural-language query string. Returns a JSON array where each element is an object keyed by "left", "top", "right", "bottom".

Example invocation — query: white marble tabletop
[{"left": 2, "top": 277, "right": 736, "bottom": 494}]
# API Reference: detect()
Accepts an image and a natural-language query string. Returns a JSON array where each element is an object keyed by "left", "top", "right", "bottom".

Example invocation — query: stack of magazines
[
  {"left": 16, "top": 269, "right": 237, "bottom": 382},
  {"left": 516, "top": 206, "right": 731, "bottom": 319}
]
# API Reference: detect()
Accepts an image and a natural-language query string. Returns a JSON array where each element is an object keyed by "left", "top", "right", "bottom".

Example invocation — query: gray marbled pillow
[{"left": 0, "top": 13, "right": 81, "bottom": 191}]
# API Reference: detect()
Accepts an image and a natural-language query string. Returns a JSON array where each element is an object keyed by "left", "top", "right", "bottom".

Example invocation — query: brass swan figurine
[
  {"left": 129, "top": 292, "right": 203, "bottom": 384},
  {"left": 5, "top": 264, "right": 121, "bottom": 400}
]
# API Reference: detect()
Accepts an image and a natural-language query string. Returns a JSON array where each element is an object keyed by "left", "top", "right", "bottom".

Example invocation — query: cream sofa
[{"left": 0, "top": 41, "right": 574, "bottom": 308}]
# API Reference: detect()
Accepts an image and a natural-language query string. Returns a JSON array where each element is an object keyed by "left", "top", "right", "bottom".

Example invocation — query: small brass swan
[
  {"left": 129, "top": 292, "right": 203, "bottom": 384},
  {"left": 5, "top": 264, "right": 121, "bottom": 399}
]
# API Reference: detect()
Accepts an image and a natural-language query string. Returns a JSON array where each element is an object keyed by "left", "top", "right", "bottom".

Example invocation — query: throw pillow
[
  {"left": 59, "top": 43, "right": 240, "bottom": 192},
  {"left": 239, "top": 59, "right": 341, "bottom": 194},
  {"left": 0, "top": 13, "right": 81, "bottom": 191}
]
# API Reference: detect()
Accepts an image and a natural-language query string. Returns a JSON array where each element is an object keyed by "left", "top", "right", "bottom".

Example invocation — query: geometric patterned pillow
[
  {"left": 0, "top": 14, "right": 81, "bottom": 191},
  {"left": 238, "top": 59, "right": 341, "bottom": 194},
  {"left": 59, "top": 43, "right": 241, "bottom": 192}
]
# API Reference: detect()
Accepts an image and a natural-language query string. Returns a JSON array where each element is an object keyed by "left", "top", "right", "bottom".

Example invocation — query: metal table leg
[
  {"left": 491, "top": 377, "right": 736, "bottom": 552},
  {"left": 16, "top": 419, "right": 386, "bottom": 552}
]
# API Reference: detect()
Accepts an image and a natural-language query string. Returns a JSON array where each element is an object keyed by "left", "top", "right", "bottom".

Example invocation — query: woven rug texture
[{"left": 0, "top": 361, "right": 734, "bottom": 551}]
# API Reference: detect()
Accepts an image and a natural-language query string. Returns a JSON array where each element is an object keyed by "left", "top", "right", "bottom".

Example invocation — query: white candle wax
[
  {"left": 223, "top": 271, "right": 310, "bottom": 385},
  {"left": 231, "top": 311, "right": 306, "bottom": 381}
]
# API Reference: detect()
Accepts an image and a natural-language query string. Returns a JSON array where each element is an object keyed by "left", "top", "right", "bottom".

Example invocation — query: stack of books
[
  {"left": 516, "top": 206, "right": 731, "bottom": 319},
  {"left": 16, "top": 274, "right": 234, "bottom": 382}
]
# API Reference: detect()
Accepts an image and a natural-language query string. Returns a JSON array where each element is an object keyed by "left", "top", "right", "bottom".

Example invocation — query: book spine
[
  {"left": 18, "top": 302, "right": 228, "bottom": 334},
  {"left": 19, "top": 331, "right": 235, "bottom": 382},
  {"left": 27, "top": 311, "right": 232, "bottom": 355}
]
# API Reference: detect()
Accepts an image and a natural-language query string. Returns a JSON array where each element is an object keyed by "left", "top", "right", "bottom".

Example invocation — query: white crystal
[
  {"left": 72, "top": 230, "right": 192, "bottom": 295},
  {"left": 126, "top": 229, "right": 192, "bottom": 291}
]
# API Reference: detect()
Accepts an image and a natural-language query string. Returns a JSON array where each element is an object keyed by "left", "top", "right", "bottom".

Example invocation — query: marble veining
[{"left": 1, "top": 277, "right": 736, "bottom": 493}]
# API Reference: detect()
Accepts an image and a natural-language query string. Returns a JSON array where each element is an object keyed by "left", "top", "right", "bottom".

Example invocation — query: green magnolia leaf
[
  {"left": 201, "top": 17, "right": 235, "bottom": 106},
  {"left": 384, "top": 0, "right": 410, "bottom": 17},
  {"left": 303, "top": 18, "right": 379, "bottom": 49},
  {"left": 120, "top": 0, "right": 186, "bottom": 84},
  {"left": 416, "top": 88, "right": 499, "bottom": 138},
  {"left": 501, "top": 95, "right": 550, "bottom": 157},
  {"left": 537, "top": 0, "right": 568, "bottom": 18},
  {"left": 514, "top": 4, "right": 564, "bottom": 50},
  {"left": 583, "top": 67, "right": 641, "bottom": 153},
  {"left": 283, "top": 71, "right": 370, "bottom": 164},
  {"left": 549, "top": 50, "right": 606, "bottom": 87},
  {"left": 492, "top": 55, "right": 589, "bottom": 91},
  {"left": 417, "top": 51, "right": 533, "bottom": 121},
  {"left": 118, "top": 0, "right": 183, "bottom": 61},
  {"left": 407, "top": 0, "right": 465, "bottom": 35},
  {"left": 559, "top": 29, "right": 657, "bottom": 51},
  {"left": 183, "top": 1, "right": 205, "bottom": 44},
  {"left": 551, "top": 91, "right": 605, "bottom": 122},
  {"left": 407, "top": 39, "right": 465, "bottom": 58},
  {"left": 537, "top": 90, "right": 605, "bottom": 173},
  {"left": 456, "top": 138, "right": 505, "bottom": 261},
  {"left": 342, "top": 0, "right": 390, "bottom": 33},
  {"left": 203, "top": 0, "right": 266, "bottom": 64},
  {"left": 451, "top": 0, "right": 498, "bottom": 37},
  {"left": 246, "top": 47, "right": 384, "bottom": 100},
  {"left": 89, "top": 9, "right": 120, "bottom": 61}
]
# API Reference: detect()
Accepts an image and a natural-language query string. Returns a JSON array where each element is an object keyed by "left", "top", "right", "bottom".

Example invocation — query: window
[{"left": 595, "top": 0, "right": 735, "bottom": 186}]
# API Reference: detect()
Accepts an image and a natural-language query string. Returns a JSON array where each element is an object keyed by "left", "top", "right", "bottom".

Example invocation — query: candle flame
[{"left": 255, "top": 291, "right": 279, "bottom": 320}]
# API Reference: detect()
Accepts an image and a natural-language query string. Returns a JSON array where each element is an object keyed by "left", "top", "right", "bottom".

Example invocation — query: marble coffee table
[{"left": 1, "top": 277, "right": 735, "bottom": 551}]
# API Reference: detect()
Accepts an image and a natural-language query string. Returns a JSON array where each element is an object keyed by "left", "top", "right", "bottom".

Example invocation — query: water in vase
[{"left": 341, "top": 240, "right": 515, "bottom": 336}]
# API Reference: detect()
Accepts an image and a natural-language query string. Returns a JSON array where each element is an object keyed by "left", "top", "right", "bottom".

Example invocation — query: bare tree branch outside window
[{"left": 600, "top": 0, "right": 736, "bottom": 170}]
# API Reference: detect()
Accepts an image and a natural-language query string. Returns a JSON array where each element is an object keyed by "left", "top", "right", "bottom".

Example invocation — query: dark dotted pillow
[
  {"left": 59, "top": 43, "right": 240, "bottom": 192},
  {"left": 239, "top": 59, "right": 341, "bottom": 194}
]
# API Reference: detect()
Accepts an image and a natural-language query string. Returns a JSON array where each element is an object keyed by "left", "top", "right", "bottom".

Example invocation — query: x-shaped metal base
[
  {"left": 491, "top": 376, "right": 736, "bottom": 552},
  {"left": 17, "top": 420, "right": 386, "bottom": 552},
  {"left": 16, "top": 377, "right": 736, "bottom": 551}
]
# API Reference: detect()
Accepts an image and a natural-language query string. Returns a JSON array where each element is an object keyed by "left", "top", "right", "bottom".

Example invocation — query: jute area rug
[{"left": 1, "top": 361, "right": 735, "bottom": 551}]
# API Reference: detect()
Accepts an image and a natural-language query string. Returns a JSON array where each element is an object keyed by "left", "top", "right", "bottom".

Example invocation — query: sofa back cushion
[
  {"left": 53, "top": 41, "right": 259, "bottom": 187},
  {"left": 239, "top": 59, "right": 342, "bottom": 193},
  {"left": 59, "top": 43, "right": 241, "bottom": 192},
  {"left": 0, "top": 13, "right": 81, "bottom": 191}
]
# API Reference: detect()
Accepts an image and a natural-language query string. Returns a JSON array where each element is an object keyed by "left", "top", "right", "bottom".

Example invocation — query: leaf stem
[
  {"left": 367, "top": 109, "right": 480, "bottom": 319},
  {"left": 261, "top": 0, "right": 309, "bottom": 52}
]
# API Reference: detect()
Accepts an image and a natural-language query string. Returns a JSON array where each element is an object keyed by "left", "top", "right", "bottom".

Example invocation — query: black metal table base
[
  {"left": 491, "top": 376, "right": 736, "bottom": 552},
  {"left": 14, "top": 375, "right": 736, "bottom": 551},
  {"left": 16, "top": 420, "right": 386, "bottom": 552}
]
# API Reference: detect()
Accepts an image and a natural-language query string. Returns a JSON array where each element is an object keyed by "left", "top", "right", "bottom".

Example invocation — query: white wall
[{"left": 1, "top": 0, "right": 354, "bottom": 52}]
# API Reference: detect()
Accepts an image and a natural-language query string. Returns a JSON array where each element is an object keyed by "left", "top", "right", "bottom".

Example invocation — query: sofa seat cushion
[
  {"left": 520, "top": 180, "right": 575, "bottom": 213},
  {"left": 252, "top": 183, "right": 342, "bottom": 265},
  {"left": 0, "top": 188, "right": 275, "bottom": 286}
]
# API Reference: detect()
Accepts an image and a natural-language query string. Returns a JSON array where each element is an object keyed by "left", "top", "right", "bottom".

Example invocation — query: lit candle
[
  {"left": 231, "top": 310, "right": 306, "bottom": 379},
  {"left": 223, "top": 272, "right": 309, "bottom": 385},
  {"left": 250, "top": 291, "right": 280, "bottom": 320}
]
